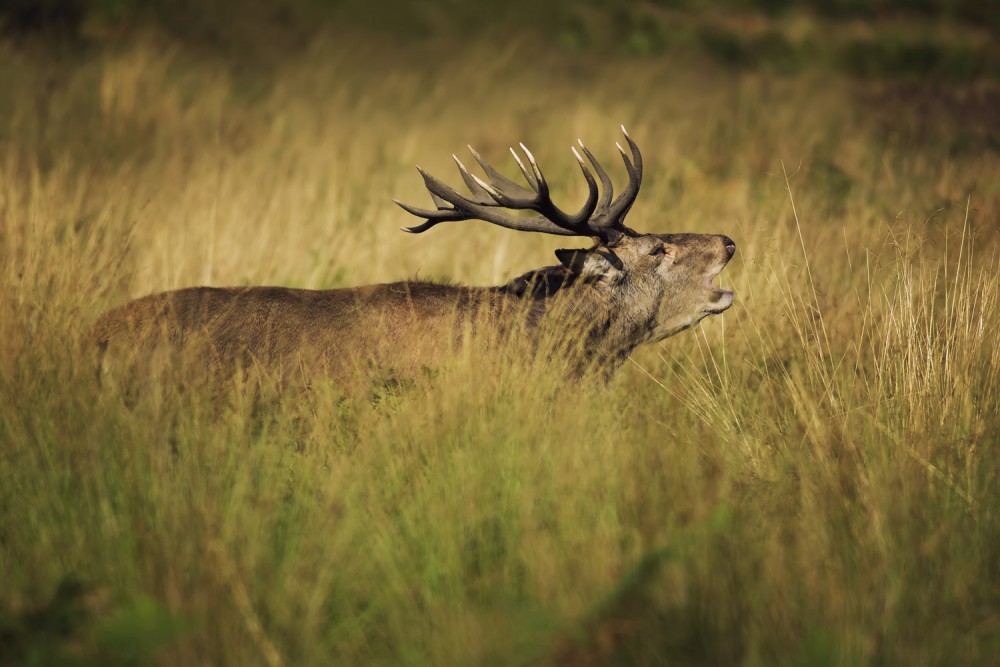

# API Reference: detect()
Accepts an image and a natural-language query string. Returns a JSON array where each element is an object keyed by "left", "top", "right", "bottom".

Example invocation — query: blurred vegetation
[{"left": 0, "top": 578, "right": 184, "bottom": 666}]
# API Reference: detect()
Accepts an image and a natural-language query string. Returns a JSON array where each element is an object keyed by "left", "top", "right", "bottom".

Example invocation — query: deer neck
[
  {"left": 522, "top": 274, "right": 656, "bottom": 374},
  {"left": 582, "top": 283, "right": 658, "bottom": 368}
]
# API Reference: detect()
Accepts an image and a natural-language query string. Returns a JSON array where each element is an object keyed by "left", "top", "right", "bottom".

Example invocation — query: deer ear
[{"left": 555, "top": 248, "right": 623, "bottom": 282}]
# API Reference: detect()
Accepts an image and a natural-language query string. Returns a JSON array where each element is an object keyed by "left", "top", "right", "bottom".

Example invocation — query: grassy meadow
[{"left": 1, "top": 8, "right": 999, "bottom": 666}]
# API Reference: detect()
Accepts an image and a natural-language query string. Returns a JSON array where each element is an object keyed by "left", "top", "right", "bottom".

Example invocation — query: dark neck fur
[
  {"left": 495, "top": 265, "right": 578, "bottom": 299},
  {"left": 492, "top": 265, "right": 643, "bottom": 376}
]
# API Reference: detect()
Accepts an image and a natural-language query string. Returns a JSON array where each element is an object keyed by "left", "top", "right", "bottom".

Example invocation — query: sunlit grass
[{"left": 1, "top": 33, "right": 998, "bottom": 666}]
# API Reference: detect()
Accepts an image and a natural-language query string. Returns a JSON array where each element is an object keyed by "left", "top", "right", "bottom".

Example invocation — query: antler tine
[
  {"left": 621, "top": 125, "right": 643, "bottom": 179},
  {"left": 605, "top": 126, "right": 643, "bottom": 222},
  {"left": 576, "top": 139, "right": 614, "bottom": 212},
  {"left": 562, "top": 146, "right": 600, "bottom": 226},
  {"left": 452, "top": 155, "right": 496, "bottom": 204},
  {"left": 509, "top": 147, "right": 538, "bottom": 190},
  {"left": 576, "top": 139, "right": 620, "bottom": 237},
  {"left": 518, "top": 143, "right": 548, "bottom": 197},
  {"left": 394, "top": 197, "right": 465, "bottom": 234}
]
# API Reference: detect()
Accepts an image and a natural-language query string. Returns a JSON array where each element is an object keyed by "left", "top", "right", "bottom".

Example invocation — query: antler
[{"left": 394, "top": 126, "right": 643, "bottom": 245}]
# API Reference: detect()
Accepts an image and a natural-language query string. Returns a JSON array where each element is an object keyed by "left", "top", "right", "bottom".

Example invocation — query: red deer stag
[{"left": 91, "top": 128, "right": 735, "bottom": 386}]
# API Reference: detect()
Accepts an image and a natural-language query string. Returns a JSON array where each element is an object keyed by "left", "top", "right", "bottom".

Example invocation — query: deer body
[{"left": 92, "top": 129, "right": 735, "bottom": 387}]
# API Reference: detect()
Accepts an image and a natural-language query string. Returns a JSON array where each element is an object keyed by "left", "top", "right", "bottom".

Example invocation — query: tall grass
[{"left": 1, "top": 34, "right": 998, "bottom": 665}]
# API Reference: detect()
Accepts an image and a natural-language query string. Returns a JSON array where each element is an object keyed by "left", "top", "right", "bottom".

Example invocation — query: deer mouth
[
  {"left": 705, "top": 262, "right": 734, "bottom": 313},
  {"left": 706, "top": 281, "right": 734, "bottom": 313}
]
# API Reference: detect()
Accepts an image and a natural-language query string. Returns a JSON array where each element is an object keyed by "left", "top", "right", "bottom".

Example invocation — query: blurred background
[{"left": 3, "top": 0, "right": 998, "bottom": 78}]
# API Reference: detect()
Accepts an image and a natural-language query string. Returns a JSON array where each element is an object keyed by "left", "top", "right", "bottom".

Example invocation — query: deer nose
[{"left": 722, "top": 236, "right": 736, "bottom": 258}]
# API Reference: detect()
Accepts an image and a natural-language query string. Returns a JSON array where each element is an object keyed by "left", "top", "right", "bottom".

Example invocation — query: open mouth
[
  {"left": 705, "top": 262, "right": 734, "bottom": 312},
  {"left": 706, "top": 262, "right": 734, "bottom": 296}
]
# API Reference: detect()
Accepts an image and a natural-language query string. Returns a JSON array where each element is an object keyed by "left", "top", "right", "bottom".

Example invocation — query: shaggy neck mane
[
  {"left": 490, "top": 265, "right": 646, "bottom": 373},
  {"left": 495, "top": 265, "right": 579, "bottom": 299}
]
